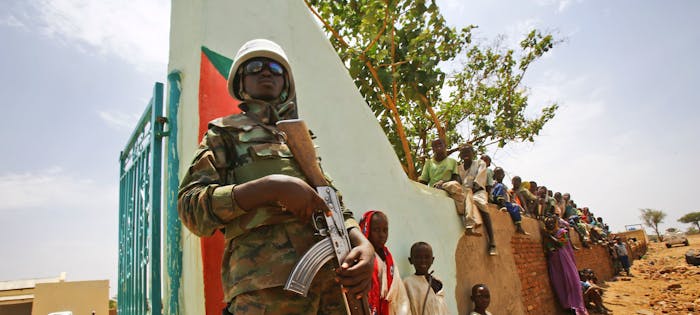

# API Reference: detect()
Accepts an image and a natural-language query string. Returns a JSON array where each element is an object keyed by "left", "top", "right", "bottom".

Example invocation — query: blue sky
[{"left": 0, "top": 0, "right": 698, "bottom": 296}]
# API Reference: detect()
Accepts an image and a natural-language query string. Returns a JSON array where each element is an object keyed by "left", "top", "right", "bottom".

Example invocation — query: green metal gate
[{"left": 119, "top": 83, "right": 165, "bottom": 315}]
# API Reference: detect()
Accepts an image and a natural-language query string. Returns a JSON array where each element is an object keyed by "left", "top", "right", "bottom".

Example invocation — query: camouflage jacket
[{"left": 178, "top": 102, "right": 358, "bottom": 301}]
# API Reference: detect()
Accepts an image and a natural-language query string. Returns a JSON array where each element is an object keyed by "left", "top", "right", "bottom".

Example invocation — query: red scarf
[{"left": 360, "top": 210, "right": 395, "bottom": 315}]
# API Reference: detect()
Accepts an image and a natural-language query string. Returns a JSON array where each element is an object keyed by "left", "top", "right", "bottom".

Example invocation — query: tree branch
[
  {"left": 362, "top": 55, "right": 416, "bottom": 178},
  {"left": 304, "top": 0, "right": 350, "bottom": 48}
]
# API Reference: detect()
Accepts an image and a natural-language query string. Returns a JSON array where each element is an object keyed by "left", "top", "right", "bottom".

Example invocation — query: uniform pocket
[{"left": 248, "top": 143, "right": 293, "bottom": 160}]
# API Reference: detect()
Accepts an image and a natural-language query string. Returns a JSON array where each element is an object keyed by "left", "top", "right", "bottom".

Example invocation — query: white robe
[
  {"left": 376, "top": 254, "right": 412, "bottom": 315},
  {"left": 403, "top": 274, "right": 449, "bottom": 315}
]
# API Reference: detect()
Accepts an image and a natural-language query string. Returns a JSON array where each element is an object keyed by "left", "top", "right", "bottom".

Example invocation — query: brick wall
[
  {"left": 455, "top": 204, "right": 647, "bottom": 314},
  {"left": 570, "top": 232, "right": 615, "bottom": 281},
  {"left": 508, "top": 212, "right": 645, "bottom": 314},
  {"left": 511, "top": 231, "right": 559, "bottom": 315}
]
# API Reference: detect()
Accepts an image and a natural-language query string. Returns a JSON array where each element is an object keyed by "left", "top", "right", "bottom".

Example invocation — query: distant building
[{"left": 0, "top": 273, "right": 109, "bottom": 315}]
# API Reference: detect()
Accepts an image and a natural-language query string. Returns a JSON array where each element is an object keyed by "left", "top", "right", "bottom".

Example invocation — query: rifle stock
[
  {"left": 277, "top": 119, "right": 370, "bottom": 315},
  {"left": 276, "top": 119, "right": 328, "bottom": 187}
]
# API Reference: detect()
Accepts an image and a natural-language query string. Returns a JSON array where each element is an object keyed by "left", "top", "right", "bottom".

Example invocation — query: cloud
[
  {"left": 33, "top": 0, "right": 170, "bottom": 71},
  {"left": 480, "top": 68, "right": 695, "bottom": 233},
  {"left": 533, "top": 0, "right": 582, "bottom": 13},
  {"left": 438, "top": 0, "right": 467, "bottom": 12},
  {"left": 0, "top": 167, "right": 117, "bottom": 212},
  {"left": 0, "top": 14, "right": 25, "bottom": 29},
  {"left": 98, "top": 110, "right": 140, "bottom": 132}
]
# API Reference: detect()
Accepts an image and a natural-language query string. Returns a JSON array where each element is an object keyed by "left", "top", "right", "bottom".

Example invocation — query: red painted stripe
[{"left": 197, "top": 51, "right": 240, "bottom": 315}]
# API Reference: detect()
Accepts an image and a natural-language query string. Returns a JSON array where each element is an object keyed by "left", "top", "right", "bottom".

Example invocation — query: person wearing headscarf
[
  {"left": 360, "top": 210, "right": 411, "bottom": 315},
  {"left": 543, "top": 215, "right": 588, "bottom": 315}
]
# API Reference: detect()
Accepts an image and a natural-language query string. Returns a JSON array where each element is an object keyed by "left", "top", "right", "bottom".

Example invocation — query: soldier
[{"left": 178, "top": 39, "right": 374, "bottom": 314}]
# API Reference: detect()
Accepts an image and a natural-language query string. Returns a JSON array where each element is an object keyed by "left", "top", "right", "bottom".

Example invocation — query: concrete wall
[{"left": 31, "top": 280, "right": 108, "bottom": 315}]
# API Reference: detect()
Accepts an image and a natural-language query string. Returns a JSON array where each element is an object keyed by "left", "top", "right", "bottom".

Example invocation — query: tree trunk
[{"left": 654, "top": 226, "right": 663, "bottom": 242}]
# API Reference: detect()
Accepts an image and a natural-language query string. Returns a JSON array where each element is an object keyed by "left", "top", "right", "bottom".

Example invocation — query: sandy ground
[{"left": 602, "top": 234, "right": 700, "bottom": 315}]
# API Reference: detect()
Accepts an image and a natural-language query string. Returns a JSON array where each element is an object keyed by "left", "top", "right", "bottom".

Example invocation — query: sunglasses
[{"left": 243, "top": 60, "right": 285, "bottom": 76}]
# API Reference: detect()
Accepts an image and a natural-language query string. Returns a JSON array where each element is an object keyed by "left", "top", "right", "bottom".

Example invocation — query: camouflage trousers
[{"left": 226, "top": 266, "right": 347, "bottom": 315}]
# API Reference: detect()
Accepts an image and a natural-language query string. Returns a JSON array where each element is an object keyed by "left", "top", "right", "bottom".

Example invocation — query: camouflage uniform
[{"left": 178, "top": 102, "right": 358, "bottom": 314}]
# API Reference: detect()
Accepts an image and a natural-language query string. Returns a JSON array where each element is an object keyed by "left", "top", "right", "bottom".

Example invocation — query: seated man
[
  {"left": 554, "top": 192, "right": 565, "bottom": 218},
  {"left": 510, "top": 176, "right": 537, "bottom": 218},
  {"left": 459, "top": 146, "right": 501, "bottom": 255},
  {"left": 418, "top": 138, "right": 460, "bottom": 188},
  {"left": 569, "top": 215, "right": 591, "bottom": 248},
  {"left": 579, "top": 269, "right": 608, "bottom": 314},
  {"left": 419, "top": 139, "right": 469, "bottom": 237},
  {"left": 527, "top": 181, "right": 539, "bottom": 213},
  {"left": 562, "top": 193, "right": 577, "bottom": 219},
  {"left": 597, "top": 217, "right": 610, "bottom": 236},
  {"left": 490, "top": 167, "right": 528, "bottom": 235},
  {"left": 480, "top": 155, "right": 494, "bottom": 195},
  {"left": 536, "top": 185, "right": 556, "bottom": 219}
]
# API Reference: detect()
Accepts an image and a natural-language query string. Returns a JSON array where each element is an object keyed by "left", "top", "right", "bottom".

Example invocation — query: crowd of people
[{"left": 416, "top": 139, "right": 638, "bottom": 314}]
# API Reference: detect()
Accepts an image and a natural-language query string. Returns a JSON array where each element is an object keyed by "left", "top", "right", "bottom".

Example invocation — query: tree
[
  {"left": 306, "top": 0, "right": 558, "bottom": 179},
  {"left": 679, "top": 211, "right": 700, "bottom": 231},
  {"left": 640, "top": 208, "right": 666, "bottom": 241}
]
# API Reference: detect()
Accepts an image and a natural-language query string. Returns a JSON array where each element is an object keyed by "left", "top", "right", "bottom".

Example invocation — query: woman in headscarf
[{"left": 543, "top": 215, "right": 588, "bottom": 315}]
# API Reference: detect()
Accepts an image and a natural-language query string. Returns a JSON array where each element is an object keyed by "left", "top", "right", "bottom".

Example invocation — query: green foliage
[
  {"left": 687, "top": 226, "right": 699, "bottom": 235},
  {"left": 640, "top": 208, "right": 666, "bottom": 241},
  {"left": 444, "top": 30, "right": 559, "bottom": 150},
  {"left": 307, "top": 0, "right": 559, "bottom": 177},
  {"left": 678, "top": 211, "right": 700, "bottom": 231}
]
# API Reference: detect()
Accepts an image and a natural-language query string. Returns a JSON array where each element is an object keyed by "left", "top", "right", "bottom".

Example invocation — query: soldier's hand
[
  {"left": 336, "top": 228, "right": 374, "bottom": 299},
  {"left": 233, "top": 174, "right": 327, "bottom": 223}
]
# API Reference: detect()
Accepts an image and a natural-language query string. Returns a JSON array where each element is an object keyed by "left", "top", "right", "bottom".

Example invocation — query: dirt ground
[{"left": 602, "top": 234, "right": 700, "bottom": 315}]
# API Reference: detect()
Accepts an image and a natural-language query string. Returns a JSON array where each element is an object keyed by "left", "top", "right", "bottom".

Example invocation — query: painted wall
[{"left": 31, "top": 280, "right": 108, "bottom": 315}]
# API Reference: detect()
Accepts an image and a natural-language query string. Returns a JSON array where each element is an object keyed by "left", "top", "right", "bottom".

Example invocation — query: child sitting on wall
[
  {"left": 490, "top": 167, "right": 529, "bottom": 235},
  {"left": 403, "top": 242, "right": 448, "bottom": 315},
  {"left": 360, "top": 210, "right": 411, "bottom": 315}
]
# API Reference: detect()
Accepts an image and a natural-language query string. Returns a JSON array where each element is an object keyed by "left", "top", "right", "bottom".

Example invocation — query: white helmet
[{"left": 227, "top": 39, "right": 295, "bottom": 103}]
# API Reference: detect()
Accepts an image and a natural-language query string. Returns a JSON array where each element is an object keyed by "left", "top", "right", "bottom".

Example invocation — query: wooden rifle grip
[{"left": 276, "top": 119, "right": 328, "bottom": 187}]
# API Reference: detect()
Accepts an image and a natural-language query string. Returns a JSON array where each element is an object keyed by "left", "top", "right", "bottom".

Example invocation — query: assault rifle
[{"left": 277, "top": 119, "right": 370, "bottom": 315}]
